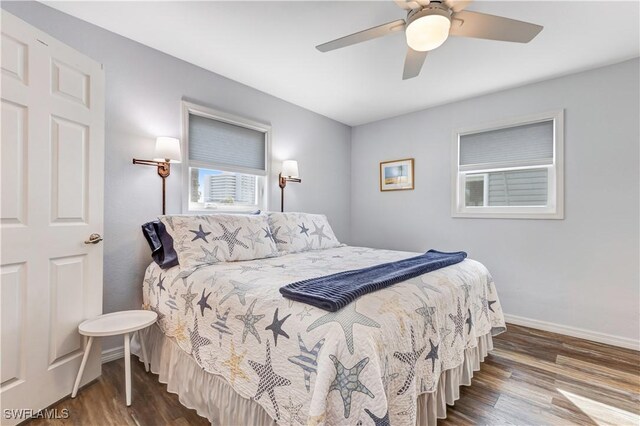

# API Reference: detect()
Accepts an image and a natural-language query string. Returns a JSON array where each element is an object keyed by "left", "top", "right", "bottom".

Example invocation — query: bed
[{"left": 137, "top": 216, "right": 506, "bottom": 426}]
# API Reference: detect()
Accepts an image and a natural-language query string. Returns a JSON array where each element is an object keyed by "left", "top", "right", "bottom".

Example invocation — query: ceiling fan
[{"left": 316, "top": 0, "right": 543, "bottom": 80}]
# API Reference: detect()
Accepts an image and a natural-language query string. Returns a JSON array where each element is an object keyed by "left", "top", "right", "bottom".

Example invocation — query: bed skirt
[{"left": 132, "top": 324, "right": 493, "bottom": 425}]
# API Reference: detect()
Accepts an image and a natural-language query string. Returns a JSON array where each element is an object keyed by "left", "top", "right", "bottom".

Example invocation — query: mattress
[{"left": 142, "top": 245, "right": 506, "bottom": 425}]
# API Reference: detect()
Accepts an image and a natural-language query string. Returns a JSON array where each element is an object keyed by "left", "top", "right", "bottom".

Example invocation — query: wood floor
[{"left": 27, "top": 324, "right": 639, "bottom": 426}]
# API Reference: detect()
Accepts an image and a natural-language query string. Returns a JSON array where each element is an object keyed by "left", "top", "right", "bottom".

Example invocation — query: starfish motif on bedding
[
  {"left": 198, "top": 246, "right": 221, "bottom": 264},
  {"left": 156, "top": 274, "right": 166, "bottom": 295},
  {"left": 152, "top": 296, "right": 166, "bottom": 327},
  {"left": 479, "top": 295, "right": 490, "bottom": 321},
  {"left": 306, "top": 302, "right": 380, "bottom": 354},
  {"left": 449, "top": 299, "right": 465, "bottom": 346},
  {"left": 196, "top": 288, "right": 212, "bottom": 316},
  {"left": 243, "top": 227, "right": 265, "bottom": 250},
  {"left": 461, "top": 283, "right": 472, "bottom": 304},
  {"left": 180, "top": 282, "right": 198, "bottom": 316},
  {"left": 281, "top": 225, "right": 300, "bottom": 244},
  {"left": 171, "top": 268, "right": 197, "bottom": 287},
  {"left": 425, "top": 338, "right": 440, "bottom": 373},
  {"left": 439, "top": 326, "right": 452, "bottom": 344},
  {"left": 466, "top": 308, "right": 474, "bottom": 333},
  {"left": 304, "top": 240, "right": 315, "bottom": 251},
  {"left": 248, "top": 340, "right": 291, "bottom": 419},
  {"left": 267, "top": 226, "right": 287, "bottom": 245},
  {"left": 219, "top": 278, "right": 260, "bottom": 306},
  {"left": 213, "top": 223, "right": 248, "bottom": 256},
  {"left": 298, "top": 222, "right": 309, "bottom": 236},
  {"left": 165, "top": 289, "right": 179, "bottom": 312},
  {"left": 235, "top": 299, "right": 265, "bottom": 344},
  {"left": 163, "top": 216, "right": 175, "bottom": 231},
  {"left": 488, "top": 299, "right": 497, "bottom": 313},
  {"left": 415, "top": 294, "right": 437, "bottom": 336},
  {"left": 144, "top": 270, "right": 157, "bottom": 295},
  {"left": 365, "top": 408, "right": 390, "bottom": 426},
  {"left": 265, "top": 308, "right": 291, "bottom": 346},
  {"left": 310, "top": 221, "right": 328, "bottom": 246},
  {"left": 328, "top": 355, "right": 374, "bottom": 418},
  {"left": 380, "top": 356, "right": 399, "bottom": 396},
  {"left": 172, "top": 317, "right": 188, "bottom": 344},
  {"left": 296, "top": 306, "right": 313, "bottom": 321},
  {"left": 188, "top": 317, "right": 212, "bottom": 365},
  {"left": 410, "top": 277, "right": 442, "bottom": 297},
  {"left": 190, "top": 224, "right": 211, "bottom": 243},
  {"left": 203, "top": 355, "right": 218, "bottom": 372},
  {"left": 282, "top": 396, "right": 304, "bottom": 426},
  {"left": 175, "top": 235, "right": 190, "bottom": 252},
  {"left": 210, "top": 307, "right": 232, "bottom": 346},
  {"left": 238, "top": 265, "right": 262, "bottom": 274},
  {"left": 288, "top": 333, "right": 325, "bottom": 392},
  {"left": 393, "top": 326, "right": 426, "bottom": 395},
  {"left": 222, "top": 341, "right": 249, "bottom": 386}
]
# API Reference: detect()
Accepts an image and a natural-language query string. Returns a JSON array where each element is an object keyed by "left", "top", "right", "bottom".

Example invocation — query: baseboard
[
  {"left": 101, "top": 345, "right": 124, "bottom": 364},
  {"left": 504, "top": 314, "right": 639, "bottom": 351}
]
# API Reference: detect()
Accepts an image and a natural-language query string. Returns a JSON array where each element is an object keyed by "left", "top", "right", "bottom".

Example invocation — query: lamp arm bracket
[{"left": 133, "top": 158, "right": 171, "bottom": 178}]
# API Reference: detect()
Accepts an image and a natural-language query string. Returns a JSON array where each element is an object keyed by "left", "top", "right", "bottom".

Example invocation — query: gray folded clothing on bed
[{"left": 280, "top": 249, "right": 467, "bottom": 311}]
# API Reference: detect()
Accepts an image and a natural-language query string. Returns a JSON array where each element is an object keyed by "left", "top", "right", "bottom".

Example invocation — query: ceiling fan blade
[
  {"left": 450, "top": 10, "right": 543, "bottom": 43},
  {"left": 316, "top": 19, "right": 406, "bottom": 52},
  {"left": 394, "top": 0, "right": 422, "bottom": 10},
  {"left": 443, "top": 0, "right": 472, "bottom": 12},
  {"left": 402, "top": 47, "right": 428, "bottom": 80}
]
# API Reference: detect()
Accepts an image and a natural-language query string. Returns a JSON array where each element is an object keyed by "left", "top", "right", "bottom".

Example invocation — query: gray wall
[
  {"left": 351, "top": 59, "right": 640, "bottom": 342},
  {"left": 2, "top": 2, "right": 351, "bottom": 350}
]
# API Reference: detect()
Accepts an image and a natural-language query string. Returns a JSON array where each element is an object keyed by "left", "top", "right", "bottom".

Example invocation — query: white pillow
[
  {"left": 159, "top": 213, "right": 278, "bottom": 267},
  {"left": 267, "top": 212, "right": 341, "bottom": 253}
]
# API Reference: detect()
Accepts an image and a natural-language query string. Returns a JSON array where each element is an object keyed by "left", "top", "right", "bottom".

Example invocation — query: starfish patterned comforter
[{"left": 142, "top": 245, "right": 506, "bottom": 426}]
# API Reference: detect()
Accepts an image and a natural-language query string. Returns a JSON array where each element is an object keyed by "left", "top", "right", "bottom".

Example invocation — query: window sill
[{"left": 452, "top": 210, "right": 564, "bottom": 220}]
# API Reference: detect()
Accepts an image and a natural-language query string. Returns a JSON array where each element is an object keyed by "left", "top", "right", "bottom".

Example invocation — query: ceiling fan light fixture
[{"left": 406, "top": 7, "right": 452, "bottom": 52}]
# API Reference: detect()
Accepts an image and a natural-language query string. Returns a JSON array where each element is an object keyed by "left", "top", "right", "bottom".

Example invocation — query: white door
[{"left": 1, "top": 11, "right": 104, "bottom": 424}]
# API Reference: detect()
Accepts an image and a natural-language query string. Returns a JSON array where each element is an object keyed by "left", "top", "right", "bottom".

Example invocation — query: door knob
[{"left": 84, "top": 233, "right": 103, "bottom": 244}]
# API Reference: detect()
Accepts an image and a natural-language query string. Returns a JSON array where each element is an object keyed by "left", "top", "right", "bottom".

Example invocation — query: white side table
[{"left": 71, "top": 310, "right": 157, "bottom": 406}]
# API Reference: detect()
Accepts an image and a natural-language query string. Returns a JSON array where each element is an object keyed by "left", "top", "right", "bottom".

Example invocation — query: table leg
[
  {"left": 139, "top": 330, "right": 150, "bottom": 372},
  {"left": 71, "top": 336, "right": 93, "bottom": 398},
  {"left": 124, "top": 332, "right": 131, "bottom": 406}
]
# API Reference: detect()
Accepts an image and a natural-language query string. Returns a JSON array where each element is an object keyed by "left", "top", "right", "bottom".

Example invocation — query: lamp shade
[
  {"left": 281, "top": 160, "right": 299, "bottom": 178},
  {"left": 154, "top": 137, "right": 181, "bottom": 163}
]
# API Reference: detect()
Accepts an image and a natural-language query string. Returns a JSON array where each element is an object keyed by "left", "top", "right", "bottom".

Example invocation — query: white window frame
[
  {"left": 181, "top": 100, "right": 271, "bottom": 214},
  {"left": 451, "top": 110, "right": 564, "bottom": 219}
]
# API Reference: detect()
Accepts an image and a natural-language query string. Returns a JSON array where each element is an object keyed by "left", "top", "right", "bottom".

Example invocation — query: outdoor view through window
[{"left": 189, "top": 167, "right": 259, "bottom": 211}]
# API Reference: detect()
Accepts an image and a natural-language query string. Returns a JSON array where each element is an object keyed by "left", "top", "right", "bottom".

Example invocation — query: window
[
  {"left": 182, "top": 102, "right": 270, "bottom": 213},
  {"left": 452, "top": 110, "right": 564, "bottom": 219}
]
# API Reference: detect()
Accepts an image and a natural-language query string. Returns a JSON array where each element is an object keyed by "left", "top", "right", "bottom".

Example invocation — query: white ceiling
[{"left": 44, "top": 1, "right": 639, "bottom": 126}]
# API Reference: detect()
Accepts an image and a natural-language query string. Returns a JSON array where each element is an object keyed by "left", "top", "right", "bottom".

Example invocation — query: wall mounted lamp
[
  {"left": 133, "top": 137, "right": 181, "bottom": 215},
  {"left": 279, "top": 160, "right": 301, "bottom": 212}
]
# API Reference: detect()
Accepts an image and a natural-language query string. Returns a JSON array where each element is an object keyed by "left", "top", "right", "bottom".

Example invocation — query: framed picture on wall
[{"left": 380, "top": 158, "right": 414, "bottom": 191}]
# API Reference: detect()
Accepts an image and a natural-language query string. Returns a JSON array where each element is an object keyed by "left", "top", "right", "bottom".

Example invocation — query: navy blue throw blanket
[{"left": 280, "top": 249, "right": 467, "bottom": 312}]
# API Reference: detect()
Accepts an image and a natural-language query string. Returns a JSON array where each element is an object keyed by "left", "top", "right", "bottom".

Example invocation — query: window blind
[
  {"left": 189, "top": 114, "right": 266, "bottom": 175},
  {"left": 459, "top": 120, "right": 553, "bottom": 170}
]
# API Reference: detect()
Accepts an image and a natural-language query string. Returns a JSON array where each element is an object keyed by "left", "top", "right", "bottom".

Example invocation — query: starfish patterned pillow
[
  {"left": 267, "top": 212, "right": 341, "bottom": 253},
  {"left": 159, "top": 213, "right": 278, "bottom": 267}
]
